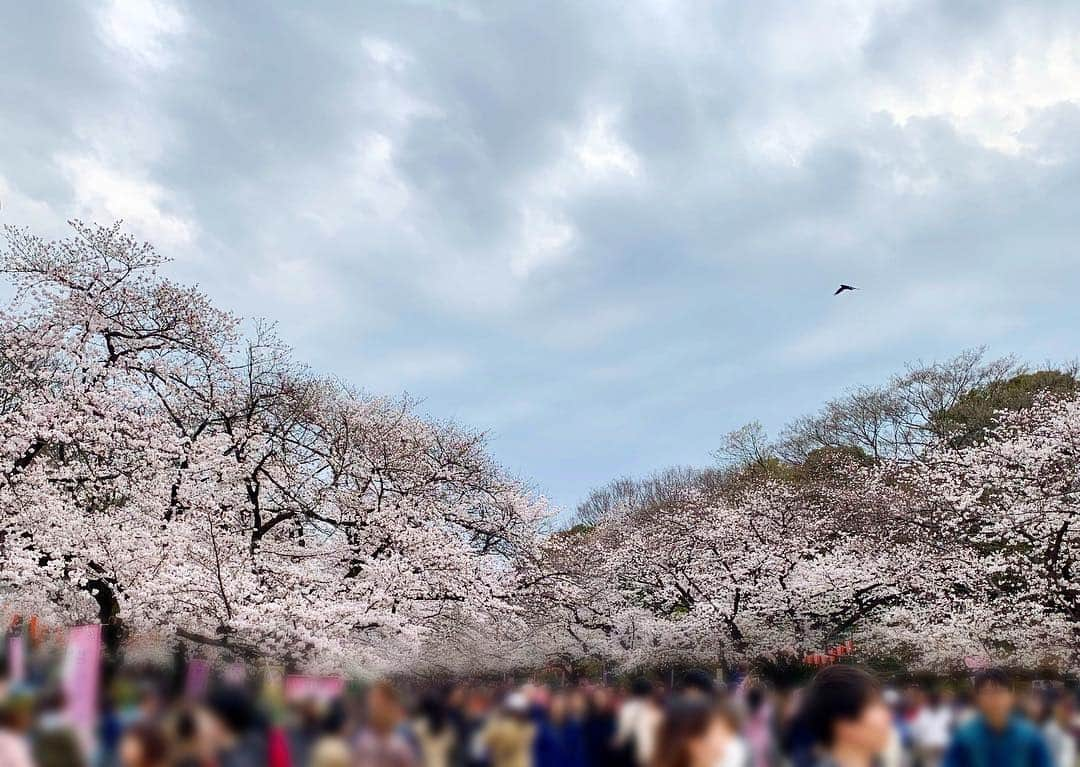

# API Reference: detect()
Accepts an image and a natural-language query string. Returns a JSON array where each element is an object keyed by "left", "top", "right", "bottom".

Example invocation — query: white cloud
[
  {"left": 97, "top": 0, "right": 186, "bottom": 69},
  {"left": 55, "top": 154, "right": 195, "bottom": 247},
  {"left": 300, "top": 132, "right": 414, "bottom": 234},
  {"left": 576, "top": 110, "right": 641, "bottom": 179},
  {"left": 0, "top": 176, "right": 61, "bottom": 235},
  {"left": 869, "top": 33, "right": 1080, "bottom": 153},
  {"left": 361, "top": 36, "right": 411, "bottom": 72},
  {"left": 511, "top": 207, "right": 576, "bottom": 277}
]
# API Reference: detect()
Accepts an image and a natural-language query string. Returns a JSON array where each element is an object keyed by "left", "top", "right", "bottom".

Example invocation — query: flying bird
[{"left": 834, "top": 284, "right": 858, "bottom": 295}]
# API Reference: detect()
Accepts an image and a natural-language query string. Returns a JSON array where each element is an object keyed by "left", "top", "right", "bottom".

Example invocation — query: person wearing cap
[
  {"left": 479, "top": 691, "right": 536, "bottom": 767},
  {"left": 943, "top": 669, "right": 1052, "bottom": 767}
]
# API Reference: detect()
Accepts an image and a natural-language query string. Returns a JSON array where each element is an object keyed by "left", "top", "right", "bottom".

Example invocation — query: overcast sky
[{"left": 4, "top": 1, "right": 1080, "bottom": 515}]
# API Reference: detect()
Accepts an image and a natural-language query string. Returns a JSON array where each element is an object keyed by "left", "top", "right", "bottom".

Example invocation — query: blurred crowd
[{"left": 1, "top": 658, "right": 1079, "bottom": 767}]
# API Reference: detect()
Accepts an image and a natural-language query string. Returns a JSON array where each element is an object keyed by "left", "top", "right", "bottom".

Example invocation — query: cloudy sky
[{"left": 4, "top": 1, "right": 1080, "bottom": 514}]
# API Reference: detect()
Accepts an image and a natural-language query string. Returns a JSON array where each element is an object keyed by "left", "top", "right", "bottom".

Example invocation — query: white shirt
[
  {"left": 616, "top": 698, "right": 661, "bottom": 766},
  {"left": 911, "top": 705, "right": 953, "bottom": 750}
]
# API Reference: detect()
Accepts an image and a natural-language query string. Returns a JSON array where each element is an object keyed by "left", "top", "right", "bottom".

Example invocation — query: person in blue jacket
[
  {"left": 943, "top": 668, "right": 1053, "bottom": 767},
  {"left": 532, "top": 690, "right": 587, "bottom": 767}
]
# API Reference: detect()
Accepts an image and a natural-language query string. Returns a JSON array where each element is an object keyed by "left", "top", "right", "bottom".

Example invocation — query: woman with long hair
[{"left": 651, "top": 697, "right": 734, "bottom": 767}]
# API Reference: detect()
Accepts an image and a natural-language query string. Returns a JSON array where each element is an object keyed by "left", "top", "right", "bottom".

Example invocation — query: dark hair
[
  {"left": 652, "top": 697, "right": 718, "bottom": 767},
  {"left": 800, "top": 665, "right": 881, "bottom": 747},
  {"left": 175, "top": 708, "right": 198, "bottom": 741},
  {"left": 973, "top": 668, "right": 1012, "bottom": 692},
  {"left": 679, "top": 670, "right": 716, "bottom": 697},
  {"left": 631, "top": 678, "right": 654, "bottom": 698},
  {"left": 208, "top": 689, "right": 259, "bottom": 735},
  {"left": 322, "top": 700, "right": 347, "bottom": 735},
  {"left": 121, "top": 723, "right": 169, "bottom": 767},
  {"left": 418, "top": 696, "right": 449, "bottom": 734}
]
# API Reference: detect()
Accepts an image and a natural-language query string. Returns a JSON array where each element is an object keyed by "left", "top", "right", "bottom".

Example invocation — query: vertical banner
[
  {"left": 184, "top": 658, "right": 211, "bottom": 699},
  {"left": 7, "top": 634, "right": 25, "bottom": 684},
  {"left": 63, "top": 624, "right": 103, "bottom": 756}
]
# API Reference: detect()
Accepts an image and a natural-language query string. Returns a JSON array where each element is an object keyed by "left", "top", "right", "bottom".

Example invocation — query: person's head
[
  {"left": 118, "top": 723, "right": 169, "bottom": 767},
  {"left": 567, "top": 688, "right": 588, "bottom": 719},
  {"left": 503, "top": 691, "right": 531, "bottom": 721},
  {"left": 366, "top": 681, "right": 403, "bottom": 733},
  {"left": 972, "top": 669, "right": 1014, "bottom": 729},
  {"left": 206, "top": 688, "right": 259, "bottom": 746},
  {"left": 745, "top": 686, "right": 766, "bottom": 714},
  {"left": 35, "top": 687, "right": 67, "bottom": 716},
  {"left": 0, "top": 692, "right": 33, "bottom": 733},
  {"left": 137, "top": 683, "right": 166, "bottom": 720},
  {"left": 652, "top": 697, "right": 733, "bottom": 767},
  {"left": 549, "top": 692, "right": 569, "bottom": 723},
  {"left": 322, "top": 699, "right": 347, "bottom": 736},
  {"left": 589, "top": 685, "right": 613, "bottom": 714},
  {"left": 631, "top": 677, "right": 654, "bottom": 700},
  {"left": 801, "top": 666, "right": 891, "bottom": 757},
  {"left": 1022, "top": 692, "right": 1046, "bottom": 723},
  {"left": 311, "top": 738, "right": 352, "bottom": 767},
  {"left": 169, "top": 706, "right": 200, "bottom": 752},
  {"left": 418, "top": 695, "right": 448, "bottom": 733},
  {"left": 1052, "top": 694, "right": 1074, "bottom": 726},
  {"left": 679, "top": 670, "right": 716, "bottom": 701}
]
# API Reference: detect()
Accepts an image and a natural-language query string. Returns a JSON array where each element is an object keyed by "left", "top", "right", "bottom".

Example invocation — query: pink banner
[
  {"left": 63, "top": 625, "right": 103, "bottom": 755},
  {"left": 8, "top": 634, "right": 25, "bottom": 684},
  {"left": 284, "top": 674, "right": 345, "bottom": 703},
  {"left": 185, "top": 658, "right": 211, "bottom": 698}
]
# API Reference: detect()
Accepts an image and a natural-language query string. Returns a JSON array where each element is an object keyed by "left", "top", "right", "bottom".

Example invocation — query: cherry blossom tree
[
  {"left": 555, "top": 459, "right": 911, "bottom": 673},
  {"left": 0, "top": 222, "right": 548, "bottom": 673},
  {"left": 885, "top": 393, "right": 1080, "bottom": 668}
]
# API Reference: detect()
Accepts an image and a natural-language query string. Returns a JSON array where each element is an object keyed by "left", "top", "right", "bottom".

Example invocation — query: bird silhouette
[{"left": 834, "top": 284, "right": 858, "bottom": 295}]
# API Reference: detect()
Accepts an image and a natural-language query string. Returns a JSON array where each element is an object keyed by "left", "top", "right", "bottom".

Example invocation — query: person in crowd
[
  {"left": 943, "top": 669, "right": 1052, "bottom": 767},
  {"left": 414, "top": 695, "right": 457, "bottom": 767},
  {"left": 354, "top": 680, "right": 418, "bottom": 767},
  {"left": 205, "top": 688, "right": 267, "bottom": 767},
  {"left": 117, "top": 721, "right": 169, "bottom": 767},
  {"left": 455, "top": 686, "right": 494, "bottom": 767},
  {"left": 715, "top": 702, "right": 749, "bottom": 767},
  {"left": 0, "top": 692, "right": 35, "bottom": 767},
  {"left": 800, "top": 665, "right": 894, "bottom": 767},
  {"left": 616, "top": 678, "right": 663, "bottom": 767},
  {"left": 679, "top": 671, "right": 717, "bottom": 702},
  {"left": 531, "top": 690, "right": 587, "bottom": 767},
  {"left": 479, "top": 692, "right": 536, "bottom": 767},
  {"left": 1041, "top": 693, "right": 1077, "bottom": 767},
  {"left": 561, "top": 688, "right": 590, "bottom": 767},
  {"left": 651, "top": 696, "right": 736, "bottom": 767},
  {"left": 285, "top": 698, "right": 324, "bottom": 767},
  {"left": 164, "top": 706, "right": 209, "bottom": 767},
  {"left": 583, "top": 684, "right": 619, "bottom": 767},
  {"left": 742, "top": 687, "right": 777, "bottom": 767},
  {"left": 531, "top": 689, "right": 561, "bottom": 767},
  {"left": 910, "top": 690, "right": 954, "bottom": 767},
  {"left": 780, "top": 688, "right": 816, "bottom": 767},
  {"left": 31, "top": 688, "right": 87, "bottom": 767},
  {"left": 309, "top": 701, "right": 353, "bottom": 767}
]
